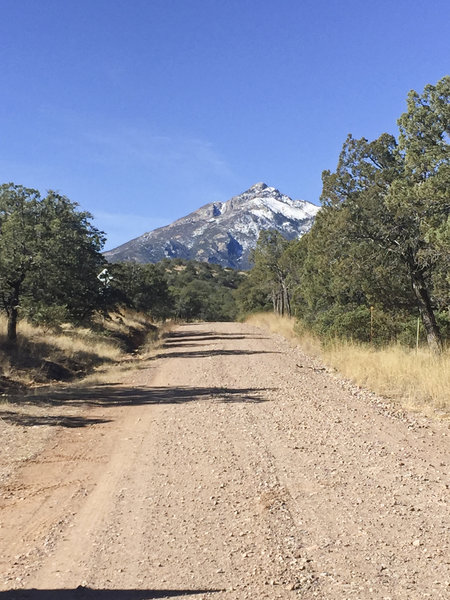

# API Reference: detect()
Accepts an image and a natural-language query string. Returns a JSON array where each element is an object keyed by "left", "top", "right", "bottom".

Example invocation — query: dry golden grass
[
  {"left": 325, "top": 341, "right": 450, "bottom": 414},
  {"left": 1, "top": 316, "right": 122, "bottom": 360},
  {"left": 93, "top": 309, "right": 153, "bottom": 338},
  {"left": 80, "top": 319, "right": 176, "bottom": 387},
  {"left": 246, "top": 312, "right": 300, "bottom": 342},
  {"left": 0, "top": 309, "right": 163, "bottom": 390},
  {"left": 246, "top": 312, "right": 322, "bottom": 357},
  {"left": 246, "top": 312, "right": 450, "bottom": 415}
]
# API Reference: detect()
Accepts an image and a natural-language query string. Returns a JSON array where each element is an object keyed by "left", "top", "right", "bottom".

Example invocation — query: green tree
[
  {"left": 0, "top": 184, "right": 41, "bottom": 340},
  {"left": 234, "top": 272, "right": 272, "bottom": 315},
  {"left": 394, "top": 75, "right": 450, "bottom": 351},
  {"left": 25, "top": 191, "right": 106, "bottom": 324},
  {"left": 0, "top": 183, "right": 106, "bottom": 340},
  {"left": 109, "top": 262, "right": 173, "bottom": 319},
  {"left": 249, "top": 230, "right": 292, "bottom": 316},
  {"left": 234, "top": 78, "right": 448, "bottom": 349},
  {"left": 163, "top": 259, "right": 242, "bottom": 321},
  {"left": 321, "top": 75, "right": 449, "bottom": 354}
]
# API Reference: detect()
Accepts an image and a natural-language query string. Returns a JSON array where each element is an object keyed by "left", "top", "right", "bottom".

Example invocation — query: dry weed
[
  {"left": 1, "top": 317, "right": 123, "bottom": 361},
  {"left": 325, "top": 341, "right": 449, "bottom": 413},
  {"left": 0, "top": 310, "right": 164, "bottom": 389}
]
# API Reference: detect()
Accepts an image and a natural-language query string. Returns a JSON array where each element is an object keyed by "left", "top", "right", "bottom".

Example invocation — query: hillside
[{"left": 104, "top": 183, "right": 320, "bottom": 269}]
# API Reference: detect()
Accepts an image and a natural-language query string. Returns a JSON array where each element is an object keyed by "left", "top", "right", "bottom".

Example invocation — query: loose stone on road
[{"left": 0, "top": 322, "right": 449, "bottom": 599}]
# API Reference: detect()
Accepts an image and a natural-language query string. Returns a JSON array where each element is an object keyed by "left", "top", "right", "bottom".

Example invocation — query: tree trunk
[
  {"left": 410, "top": 270, "right": 442, "bottom": 355},
  {"left": 271, "top": 290, "right": 277, "bottom": 313},
  {"left": 5, "top": 280, "right": 22, "bottom": 343},
  {"left": 277, "top": 291, "right": 282, "bottom": 315},
  {"left": 282, "top": 282, "right": 291, "bottom": 317},
  {"left": 278, "top": 287, "right": 284, "bottom": 316},
  {"left": 7, "top": 306, "right": 18, "bottom": 342}
]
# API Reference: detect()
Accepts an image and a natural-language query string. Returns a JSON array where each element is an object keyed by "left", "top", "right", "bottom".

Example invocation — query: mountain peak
[
  {"left": 104, "top": 184, "right": 320, "bottom": 269},
  {"left": 249, "top": 182, "right": 268, "bottom": 191}
]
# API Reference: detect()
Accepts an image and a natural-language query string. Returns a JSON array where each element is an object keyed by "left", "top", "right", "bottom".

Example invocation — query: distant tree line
[
  {"left": 236, "top": 77, "right": 449, "bottom": 353},
  {"left": 105, "top": 258, "right": 243, "bottom": 323},
  {"left": 0, "top": 185, "right": 243, "bottom": 343}
]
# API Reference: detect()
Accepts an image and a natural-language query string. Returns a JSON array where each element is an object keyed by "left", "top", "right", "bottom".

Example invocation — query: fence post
[
  {"left": 416, "top": 316, "right": 420, "bottom": 352},
  {"left": 370, "top": 306, "right": 374, "bottom": 343}
]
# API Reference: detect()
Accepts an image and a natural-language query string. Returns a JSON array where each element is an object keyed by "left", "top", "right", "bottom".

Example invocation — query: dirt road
[{"left": 0, "top": 322, "right": 449, "bottom": 599}]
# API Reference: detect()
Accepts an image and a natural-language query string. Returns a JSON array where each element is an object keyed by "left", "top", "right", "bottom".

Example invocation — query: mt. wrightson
[{"left": 105, "top": 183, "right": 320, "bottom": 269}]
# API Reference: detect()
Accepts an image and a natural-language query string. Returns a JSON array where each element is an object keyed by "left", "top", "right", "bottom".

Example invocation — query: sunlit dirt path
[{"left": 0, "top": 322, "right": 449, "bottom": 599}]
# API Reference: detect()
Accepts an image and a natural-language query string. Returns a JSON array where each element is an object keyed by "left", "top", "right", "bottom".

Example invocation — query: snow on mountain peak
[{"left": 104, "top": 183, "right": 320, "bottom": 269}]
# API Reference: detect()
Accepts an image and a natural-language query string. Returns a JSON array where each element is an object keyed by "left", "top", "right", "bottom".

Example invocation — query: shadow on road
[
  {"left": 157, "top": 328, "right": 276, "bottom": 360},
  {"left": 3, "top": 385, "right": 273, "bottom": 419},
  {"left": 0, "top": 411, "right": 112, "bottom": 428},
  {"left": 162, "top": 329, "right": 268, "bottom": 342},
  {"left": 0, "top": 588, "right": 223, "bottom": 599},
  {"left": 154, "top": 349, "right": 279, "bottom": 360},
  {"left": 1, "top": 325, "right": 276, "bottom": 426}
]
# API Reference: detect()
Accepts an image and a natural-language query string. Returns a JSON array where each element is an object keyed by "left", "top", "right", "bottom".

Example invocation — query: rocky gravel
[{"left": 0, "top": 322, "right": 448, "bottom": 599}]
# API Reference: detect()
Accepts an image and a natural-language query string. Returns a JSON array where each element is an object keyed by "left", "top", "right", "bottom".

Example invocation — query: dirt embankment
[{"left": 0, "top": 322, "right": 449, "bottom": 599}]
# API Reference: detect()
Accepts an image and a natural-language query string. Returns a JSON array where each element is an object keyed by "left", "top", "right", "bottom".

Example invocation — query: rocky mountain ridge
[{"left": 104, "top": 183, "right": 320, "bottom": 269}]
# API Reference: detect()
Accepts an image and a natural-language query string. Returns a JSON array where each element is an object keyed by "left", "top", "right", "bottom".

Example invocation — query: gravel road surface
[{"left": 0, "top": 322, "right": 449, "bottom": 599}]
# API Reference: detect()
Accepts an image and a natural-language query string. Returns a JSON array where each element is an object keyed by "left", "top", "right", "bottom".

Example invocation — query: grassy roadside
[
  {"left": 246, "top": 312, "right": 449, "bottom": 416},
  {"left": 0, "top": 310, "right": 168, "bottom": 395}
]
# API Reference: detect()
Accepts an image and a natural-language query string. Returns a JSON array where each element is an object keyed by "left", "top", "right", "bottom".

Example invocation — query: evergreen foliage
[
  {"left": 162, "top": 259, "right": 243, "bottom": 322},
  {"left": 0, "top": 184, "right": 105, "bottom": 340},
  {"left": 105, "top": 262, "right": 173, "bottom": 320},
  {"left": 249, "top": 230, "right": 292, "bottom": 316},
  {"left": 236, "top": 77, "right": 450, "bottom": 351},
  {"left": 105, "top": 259, "right": 242, "bottom": 322}
]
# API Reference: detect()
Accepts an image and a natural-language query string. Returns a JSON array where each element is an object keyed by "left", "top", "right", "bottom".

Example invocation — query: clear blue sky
[{"left": 1, "top": 0, "right": 448, "bottom": 250}]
